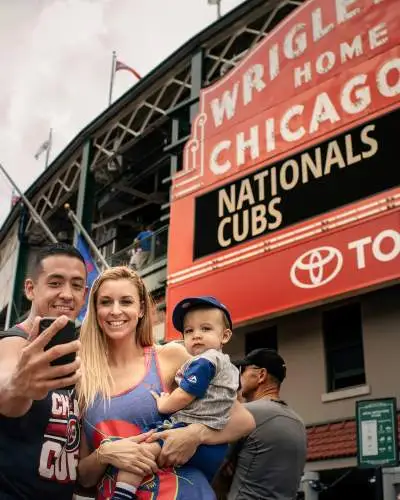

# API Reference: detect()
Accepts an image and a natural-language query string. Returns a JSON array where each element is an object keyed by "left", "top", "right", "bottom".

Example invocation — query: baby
[{"left": 154, "top": 296, "right": 239, "bottom": 434}]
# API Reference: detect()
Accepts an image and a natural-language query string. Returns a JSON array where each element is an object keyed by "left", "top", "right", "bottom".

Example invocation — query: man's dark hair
[{"left": 31, "top": 243, "right": 86, "bottom": 280}]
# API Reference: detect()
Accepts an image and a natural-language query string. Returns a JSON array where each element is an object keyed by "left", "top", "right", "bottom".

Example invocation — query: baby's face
[{"left": 182, "top": 308, "right": 228, "bottom": 356}]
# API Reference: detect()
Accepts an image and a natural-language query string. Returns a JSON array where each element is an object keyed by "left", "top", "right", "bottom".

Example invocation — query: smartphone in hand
[{"left": 39, "top": 317, "right": 78, "bottom": 390}]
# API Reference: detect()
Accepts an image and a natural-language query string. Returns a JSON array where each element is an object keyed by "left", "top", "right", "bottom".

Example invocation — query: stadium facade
[{"left": 0, "top": 0, "right": 399, "bottom": 498}]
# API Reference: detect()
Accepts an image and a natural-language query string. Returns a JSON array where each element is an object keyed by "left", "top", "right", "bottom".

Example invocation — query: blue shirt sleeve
[{"left": 179, "top": 357, "right": 216, "bottom": 398}]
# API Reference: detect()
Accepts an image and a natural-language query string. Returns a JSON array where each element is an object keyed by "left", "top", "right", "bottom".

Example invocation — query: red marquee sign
[{"left": 166, "top": 0, "right": 400, "bottom": 338}]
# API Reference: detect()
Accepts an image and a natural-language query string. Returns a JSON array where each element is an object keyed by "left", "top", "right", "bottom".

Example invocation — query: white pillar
[{"left": 300, "top": 471, "right": 320, "bottom": 500}]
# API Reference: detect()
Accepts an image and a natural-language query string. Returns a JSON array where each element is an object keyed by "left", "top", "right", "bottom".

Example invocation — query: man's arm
[
  {"left": 0, "top": 317, "right": 81, "bottom": 418},
  {"left": 134, "top": 232, "right": 144, "bottom": 246},
  {"left": 0, "top": 337, "right": 33, "bottom": 417}
]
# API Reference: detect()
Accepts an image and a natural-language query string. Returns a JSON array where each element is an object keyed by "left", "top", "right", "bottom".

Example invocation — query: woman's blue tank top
[{"left": 84, "top": 347, "right": 216, "bottom": 499}]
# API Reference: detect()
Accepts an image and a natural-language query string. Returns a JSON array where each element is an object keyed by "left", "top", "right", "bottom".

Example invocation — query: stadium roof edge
[{"left": 0, "top": 0, "right": 277, "bottom": 245}]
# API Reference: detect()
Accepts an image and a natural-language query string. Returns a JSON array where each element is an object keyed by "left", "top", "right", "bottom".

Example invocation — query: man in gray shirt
[{"left": 221, "top": 348, "right": 307, "bottom": 500}]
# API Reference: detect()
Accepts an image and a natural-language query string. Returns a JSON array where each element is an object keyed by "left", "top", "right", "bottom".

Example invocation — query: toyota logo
[{"left": 290, "top": 246, "right": 343, "bottom": 289}]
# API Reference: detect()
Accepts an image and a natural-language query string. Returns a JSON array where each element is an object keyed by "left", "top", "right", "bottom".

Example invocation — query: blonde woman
[{"left": 77, "top": 267, "right": 254, "bottom": 500}]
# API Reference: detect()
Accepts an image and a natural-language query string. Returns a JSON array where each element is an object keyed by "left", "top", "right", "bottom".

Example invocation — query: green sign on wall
[{"left": 356, "top": 398, "right": 398, "bottom": 468}]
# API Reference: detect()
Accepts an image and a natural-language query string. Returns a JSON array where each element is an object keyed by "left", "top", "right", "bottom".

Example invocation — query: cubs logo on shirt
[{"left": 39, "top": 391, "right": 80, "bottom": 483}]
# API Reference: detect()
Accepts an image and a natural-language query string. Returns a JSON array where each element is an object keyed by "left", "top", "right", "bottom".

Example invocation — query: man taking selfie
[{"left": 0, "top": 243, "right": 86, "bottom": 500}]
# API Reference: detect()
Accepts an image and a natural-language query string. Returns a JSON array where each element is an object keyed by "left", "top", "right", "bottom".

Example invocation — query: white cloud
[{"left": 0, "top": 0, "right": 244, "bottom": 225}]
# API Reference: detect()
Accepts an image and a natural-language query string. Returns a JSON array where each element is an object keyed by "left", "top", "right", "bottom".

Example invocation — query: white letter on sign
[
  {"left": 243, "top": 64, "right": 266, "bottom": 105},
  {"left": 210, "top": 140, "right": 232, "bottom": 175},
  {"left": 210, "top": 83, "right": 239, "bottom": 127},
  {"left": 348, "top": 236, "right": 372, "bottom": 269},
  {"left": 377, "top": 59, "right": 400, "bottom": 98},
  {"left": 372, "top": 230, "right": 400, "bottom": 262}
]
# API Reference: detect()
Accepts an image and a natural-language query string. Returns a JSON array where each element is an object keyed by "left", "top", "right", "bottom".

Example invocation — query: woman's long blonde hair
[{"left": 78, "top": 266, "right": 154, "bottom": 411}]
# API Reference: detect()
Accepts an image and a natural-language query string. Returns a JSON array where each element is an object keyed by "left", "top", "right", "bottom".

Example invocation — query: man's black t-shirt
[{"left": 0, "top": 326, "right": 80, "bottom": 500}]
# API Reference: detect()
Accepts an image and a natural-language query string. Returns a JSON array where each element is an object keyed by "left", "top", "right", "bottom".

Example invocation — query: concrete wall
[{"left": 227, "top": 284, "right": 400, "bottom": 426}]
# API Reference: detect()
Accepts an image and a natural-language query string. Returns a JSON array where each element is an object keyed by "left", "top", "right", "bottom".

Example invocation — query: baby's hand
[{"left": 151, "top": 391, "right": 171, "bottom": 413}]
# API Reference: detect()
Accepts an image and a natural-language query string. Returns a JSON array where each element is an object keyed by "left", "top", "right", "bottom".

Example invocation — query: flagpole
[
  {"left": 64, "top": 204, "right": 110, "bottom": 269},
  {"left": 44, "top": 128, "right": 53, "bottom": 169},
  {"left": 108, "top": 51, "right": 117, "bottom": 106},
  {"left": 0, "top": 162, "right": 58, "bottom": 243}
]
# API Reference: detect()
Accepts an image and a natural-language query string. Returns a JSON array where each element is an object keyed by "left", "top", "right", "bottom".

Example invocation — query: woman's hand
[
  {"left": 98, "top": 433, "right": 158, "bottom": 476},
  {"left": 147, "top": 425, "right": 202, "bottom": 467}
]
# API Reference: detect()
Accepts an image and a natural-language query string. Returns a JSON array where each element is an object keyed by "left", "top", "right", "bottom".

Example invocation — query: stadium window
[
  {"left": 245, "top": 325, "right": 278, "bottom": 354},
  {"left": 323, "top": 303, "right": 366, "bottom": 392}
]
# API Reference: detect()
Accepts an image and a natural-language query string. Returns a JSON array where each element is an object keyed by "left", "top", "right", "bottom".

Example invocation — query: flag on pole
[
  {"left": 108, "top": 52, "right": 141, "bottom": 106},
  {"left": 76, "top": 234, "right": 100, "bottom": 322},
  {"left": 115, "top": 59, "right": 141, "bottom": 80},
  {"left": 34, "top": 129, "right": 53, "bottom": 169},
  {"left": 10, "top": 188, "right": 20, "bottom": 208},
  {"left": 34, "top": 138, "right": 51, "bottom": 160}
]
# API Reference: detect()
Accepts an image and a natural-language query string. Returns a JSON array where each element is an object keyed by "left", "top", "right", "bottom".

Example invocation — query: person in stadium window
[
  {"left": 77, "top": 266, "right": 254, "bottom": 500},
  {"left": 0, "top": 243, "right": 86, "bottom": 500},
  {"left": 129, "top": 224, "right": 154, "bottom": 270}
]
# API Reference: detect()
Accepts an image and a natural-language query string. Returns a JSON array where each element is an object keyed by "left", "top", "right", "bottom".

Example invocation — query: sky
[{"left": 0, "top": 0, "right": 245, "bottom": 227}]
